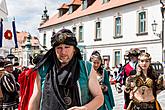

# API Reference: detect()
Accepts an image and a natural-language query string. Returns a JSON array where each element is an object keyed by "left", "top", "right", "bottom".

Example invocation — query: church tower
[{"left": 40, "top": 6, "right": 49, "bottom": 26}]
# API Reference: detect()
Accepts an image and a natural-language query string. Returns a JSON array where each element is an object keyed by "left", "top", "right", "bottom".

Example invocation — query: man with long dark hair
[{"left": 28, "top": 29, "right": 104, "bottom": 110}]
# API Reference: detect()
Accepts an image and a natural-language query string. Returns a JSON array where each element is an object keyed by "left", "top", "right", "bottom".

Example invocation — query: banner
[{"left": 0, "top": 18, "right": 18, "bottom": 49}]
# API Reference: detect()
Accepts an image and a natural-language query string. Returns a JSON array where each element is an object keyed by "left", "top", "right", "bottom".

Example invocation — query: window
[
  {"left": 59, "top": 10, "right": 63, "bottom": 17},
  {"left": 138, "top": 11, "right": 147, "bottom": 33},
  {"left": 72, "top": 27, "right": 76, "bottom": 37},
  {"left": 115, "top": 17, "right": 121, "bottom": 36},
  {"left": 82, "top": 0, "right": 88, "bottom": 10},
  {"left": 102, "top": 0, "right": 110, "bottom": 4},
  {"left": 69, "top": 5, "right": 79, "bottom": 14},
  {"left": 79, "top": 26, "right": 84, "bottom": 42},
  {"left": 114, "top": 51, "right": 120, "bottom": 66},
  {"left": 43, "top": 33, "right": 46, "bottom": 46},
  {"left": 95, "top": 21, "right": 101, "bottom": 40},
  {"left": 68, "top": 6, "right": 73, "bottom": 14},
  {"left": 59, "top": 9, "right": 68, "bottom": 17}
]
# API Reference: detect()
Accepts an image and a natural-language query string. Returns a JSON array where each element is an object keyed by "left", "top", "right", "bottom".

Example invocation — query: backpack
[{"left": 18, "top": 68, "right": 37, "bottom": 110}]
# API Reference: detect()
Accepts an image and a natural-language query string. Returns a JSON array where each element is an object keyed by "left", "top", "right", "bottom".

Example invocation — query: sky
[{"left": 6, "top": 0, "right": 69, "bottom": 36}]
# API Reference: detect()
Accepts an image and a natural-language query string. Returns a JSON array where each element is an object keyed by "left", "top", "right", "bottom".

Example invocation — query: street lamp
[
  {"left": 152, "top": 0, "right": 165, "bottom": 63},
  {"left": 7, "top": 54, "right": 15, "bottom": 60},
  {"left": 151, "top": 20, "right": 164, "bottom": 62},
  {"left": 151, "top": 20, "right": 161, "bottom": 38},
  {"left": 160, "top": 0, "right": 165, "bottom": 63}
]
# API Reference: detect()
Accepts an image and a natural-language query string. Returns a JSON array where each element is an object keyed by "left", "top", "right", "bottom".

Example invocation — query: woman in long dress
[{"left": 90, "top": 51, "right": 115, "bottom": 110}]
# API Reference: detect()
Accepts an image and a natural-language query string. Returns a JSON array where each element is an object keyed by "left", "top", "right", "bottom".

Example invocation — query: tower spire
[{"left": 40, "top": 6, "right": 49, "bottom": 26}]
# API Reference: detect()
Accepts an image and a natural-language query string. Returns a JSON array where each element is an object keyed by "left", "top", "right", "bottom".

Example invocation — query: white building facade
[
  {"left": 39, "top": 0, "right": 164, "bottom": 67},
  {"left": 0, "top": 0, "right": 8, "bottom": 57},
  {"left": 0, "top": 0, "right": 7, "bottom": 18}
]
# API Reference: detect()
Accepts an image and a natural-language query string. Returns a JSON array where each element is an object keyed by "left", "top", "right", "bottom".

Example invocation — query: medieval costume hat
[
  {"left": 4, "top": 61, "right": 13, "bottom": 68},
  {"left": 89, "top": 50, "right": 101, "bottom": 61},
  {"left": 51, "top": 29, "right": 82, "bottom": 59},
  {"left": 51, "top": 29, "right": 77, "bottom": 47},
  {"left": 35, "top": 29, "right": 82, "bottom": 69},
  {"left": 128, "top": 48, "right": 140, "bottom": 57}
]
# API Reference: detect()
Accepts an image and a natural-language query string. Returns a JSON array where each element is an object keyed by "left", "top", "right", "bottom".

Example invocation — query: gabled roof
[
  {"left": 39, "top": 0, "right": 141, "bottom": 29},
  {"left": 17, "top": 31, "right": 39, "bottom": 47},
  {"left": 68, "top": 0, "right": 81, "bottom": 6}
]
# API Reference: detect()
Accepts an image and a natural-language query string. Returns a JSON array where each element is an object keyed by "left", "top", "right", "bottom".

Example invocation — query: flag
[
  {"left": 0, "top": 18, "right": 18, "bottom": 49},
  {"left": 0, "top": 18, "right": 3, "bottom": 47}
]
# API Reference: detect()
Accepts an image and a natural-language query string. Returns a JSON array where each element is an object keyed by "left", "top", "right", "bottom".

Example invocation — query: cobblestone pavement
[{"left": 111, "top": 85, "right": 165, "bottom": 110}]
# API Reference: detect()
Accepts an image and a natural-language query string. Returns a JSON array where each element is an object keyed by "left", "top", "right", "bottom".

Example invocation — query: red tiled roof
[
  {"left": 39, "top": 0, "right": 141, "bottom": 29},
  {"left": 57, "top": 3, "right": 69, "bottom": 10},
  {"left": 16, "top": 32, "right": 39, "bottom": 47},
  {"left": 17, "top": 32, "right": 28, "bottom": 44},
  {"left": 68, "top": 0, "right": 81, "bottom": 5}
]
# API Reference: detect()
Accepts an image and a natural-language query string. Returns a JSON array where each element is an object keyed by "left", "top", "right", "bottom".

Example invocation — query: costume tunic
[
  {"left": 97, "top": 69, "right": 115, "bottom": 110},
  {"left": 125, "top": 70, "right": 164, "bottom": 110},
  {"left": 38, "top": 60, "right": 92, "bottom": 110},
  {"left": 1, "top": 72, "right": 18, "bottom": 109}
]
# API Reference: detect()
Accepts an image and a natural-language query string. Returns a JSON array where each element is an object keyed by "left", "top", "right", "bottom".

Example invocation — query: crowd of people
[{"left": 0, "top": 28, "right": 165, "bottom": 110}]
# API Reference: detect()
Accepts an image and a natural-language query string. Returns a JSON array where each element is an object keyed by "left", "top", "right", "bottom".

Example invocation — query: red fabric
[
  {"left": 122, "top": 63, "right": 134, "bottom": 109},
  {"left": 122, "top": 63, "right": 134, "bottom": 76},
  {"left": 124, "top": 103, "right": 127, "bottom": 109},
  {"left": 18, "top": 68, "right": 37, "bottom": 110}
]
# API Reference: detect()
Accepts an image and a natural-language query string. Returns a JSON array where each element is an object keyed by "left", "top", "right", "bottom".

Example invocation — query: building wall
[
  {"left": 0, "top": 0, "right": 8, "bottom": 19},
  {"left": 39, "top": 0, "right": 163, "bottom": 67},
  {"left": 0, "top": 0, "right": 8, "bottom": 57},
  {"left": 0, "top": 11, "right": 7, "bottom": 18}
]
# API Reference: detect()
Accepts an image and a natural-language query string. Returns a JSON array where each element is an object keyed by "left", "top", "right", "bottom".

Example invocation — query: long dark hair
[
  {"left": 147, "top": 65, "right": 159, "bottom": 98},
  {"left": 90, "top": 51, "right": 104, "bottom": 75},
  {"left": 138, "top": 52, "right": 158, "bottom": 97},
  {"left": 34, "top": 29, "right": 82, "bottom": 70}
]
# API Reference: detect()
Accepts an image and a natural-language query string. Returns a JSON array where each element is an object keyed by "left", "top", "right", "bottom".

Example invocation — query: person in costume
[
  {"left": 125, "top": 52, "right": 164, "bottom": 110},
  {"left": 18, "top": 52, "right": 44, "bottom": 110},
  {"left": 0, "top": 58, "right": 5, "bottom": 109},
  {"left": 0, "top": 60, "right": 19, "bottom": 109},
  {"left": 90, "top": 51, "right": 115, "bottom": 110},
  {"left": 116, "top": 48, "right": 140, "bottom": 109},
  {"left": 28, "top": 29, "right": 104, "bottom": 110}
]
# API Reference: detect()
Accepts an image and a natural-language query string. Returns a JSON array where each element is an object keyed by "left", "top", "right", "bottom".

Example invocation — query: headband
[{"left": 51, "top": 30, "right": 77, "bottom": 47}]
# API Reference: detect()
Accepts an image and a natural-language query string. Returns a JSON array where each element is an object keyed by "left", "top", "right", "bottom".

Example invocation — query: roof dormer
[
  {"left": 102, "top": 0, "right": 110, "bottom": 4},
  {"left": 68, "top": 0, "right": 81, "bottom": 14},
  {"left": 57, "top": 3, "right": 69, "bottom": 17},
  {"left": 81, "top": 0, "right": 95, "bottom": 10}
]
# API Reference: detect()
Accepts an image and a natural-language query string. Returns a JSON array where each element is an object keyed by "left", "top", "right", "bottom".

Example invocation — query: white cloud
[{"left": 6, "top": 0, "right": 69, "bottom": 36}]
